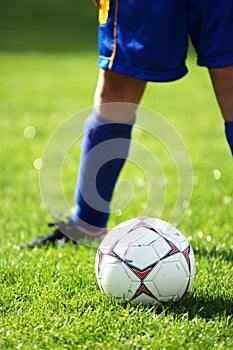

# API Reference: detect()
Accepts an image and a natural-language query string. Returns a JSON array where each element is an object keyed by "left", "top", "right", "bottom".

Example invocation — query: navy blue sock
[
  {"left": 225, "top": 121, "right": 233, "bottom": 156},
  {"left": 73, "top": 111, "right": 135, "bottom": 230}
]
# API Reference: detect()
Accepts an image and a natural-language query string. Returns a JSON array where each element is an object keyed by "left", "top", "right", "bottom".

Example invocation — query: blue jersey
[{"left": 98, "top": 0, "right": 233, "bottom": 82}]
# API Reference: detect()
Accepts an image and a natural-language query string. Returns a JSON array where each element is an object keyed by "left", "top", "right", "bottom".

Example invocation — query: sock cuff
[
  {"left": 96, "top": 112, "right": 136, "bottom": 126},
  {"left": 85, "top": 109, "right": 136, "bottom": 130}
]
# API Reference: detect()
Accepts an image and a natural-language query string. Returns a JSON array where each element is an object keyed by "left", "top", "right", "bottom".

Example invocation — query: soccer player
[{"left": 21, "top": 0, "right": 233, "bottom": 248}]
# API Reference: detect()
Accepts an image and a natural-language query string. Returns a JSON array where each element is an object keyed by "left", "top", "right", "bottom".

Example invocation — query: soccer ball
[{"left": 95, "top": 217, "right": 196, "bottom": 305}]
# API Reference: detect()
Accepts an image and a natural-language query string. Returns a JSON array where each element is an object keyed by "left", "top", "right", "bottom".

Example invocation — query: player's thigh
[{"left": 94, "top": 69, "right": 147, "bottom": 122}]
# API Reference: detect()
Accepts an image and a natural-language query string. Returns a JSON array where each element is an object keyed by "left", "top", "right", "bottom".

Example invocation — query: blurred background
[
  {"left": 0, "top": 1, "right": 102, "bottom": 241},
  {"left": 1, "top": 1, "right": 98, "bottom": 52}
]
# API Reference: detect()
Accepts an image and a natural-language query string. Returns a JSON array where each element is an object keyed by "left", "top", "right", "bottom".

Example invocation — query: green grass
[{"left": 0, "top": 1, "right": 233, "bottom": 349}]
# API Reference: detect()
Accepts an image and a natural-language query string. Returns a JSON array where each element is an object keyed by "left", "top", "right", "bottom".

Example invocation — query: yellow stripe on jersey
[{"left": 99, "top": 0, "right": 111, "bottom": 25}]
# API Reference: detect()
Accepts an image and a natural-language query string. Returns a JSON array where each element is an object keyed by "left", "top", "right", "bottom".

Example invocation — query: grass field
[{"left": 0, "top": 1, "right": 232, "bottom": 349}]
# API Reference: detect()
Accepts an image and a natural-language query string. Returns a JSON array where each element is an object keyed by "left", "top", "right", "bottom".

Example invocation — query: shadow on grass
[
  {"left": 108, "top": 290, "right": 232, "bottom": 320},
  {"left": 166, "top": 294, "right": 233, "bottom": 320},
  {"left": 123, "top": 294, "right": 233, "bottom": 321},
  {"left": 0, "top": 0, "right": 98, "bottom": 53}
]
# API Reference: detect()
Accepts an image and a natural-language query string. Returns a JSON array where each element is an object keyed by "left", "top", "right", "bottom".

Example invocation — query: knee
[
  {"left": 94, "top": 69, "right": 134, "bottom": 104},
  {"left": 94, "top": 71, "right": 121, "bottom": 103},
  {"left": 94, "top": 69, "right": 146, "bottom": 121}
]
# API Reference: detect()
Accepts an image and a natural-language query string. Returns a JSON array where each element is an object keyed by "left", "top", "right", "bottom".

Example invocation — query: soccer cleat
[{"left": 20, "top": 219, "right": 107, "bottom": 249}]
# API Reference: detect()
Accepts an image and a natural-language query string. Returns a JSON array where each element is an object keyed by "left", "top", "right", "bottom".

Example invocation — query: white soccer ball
[{"left": 95, "top": 217, "right": 196, "bottom": 305}]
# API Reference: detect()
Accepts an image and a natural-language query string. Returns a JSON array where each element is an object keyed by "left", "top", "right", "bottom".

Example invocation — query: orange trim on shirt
[{"left": 108, "top": 0, "right": 119, "bottom": 70}]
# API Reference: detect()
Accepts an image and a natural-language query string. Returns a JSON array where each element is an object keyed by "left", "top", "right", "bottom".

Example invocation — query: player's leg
[
  {"left": 188, "top": 0, "right": 233, "bottom": 156},
  {"left": 73, "top": 0, "right": 189, "bottom": 233},
  {"left": 73, "top": 69, "right": 147, "bottom": 231},
  {"left": 208, "top": 66, "right": 233, "bottom": 155}
]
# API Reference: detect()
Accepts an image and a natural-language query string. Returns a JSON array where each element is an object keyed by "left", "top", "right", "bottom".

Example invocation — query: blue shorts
[{"left": 98, "top": 0, "right": 233, "bottom": 82}]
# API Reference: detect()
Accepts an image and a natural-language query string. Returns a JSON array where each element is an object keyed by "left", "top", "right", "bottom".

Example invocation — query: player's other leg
[
  {"left": 188, "top": 0, "right": 233, "bottom": 157},
  {"left": 209, "top": 66, "right": 233, "bottom": 156}
]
